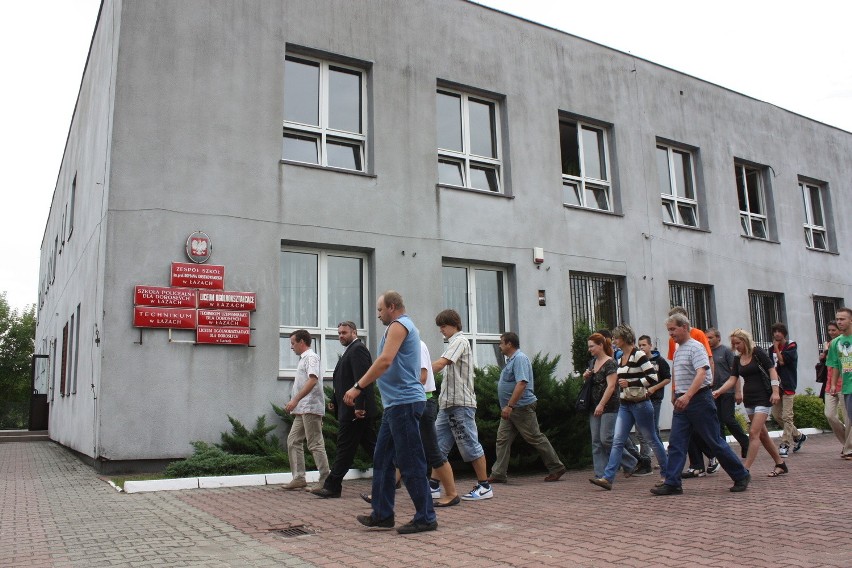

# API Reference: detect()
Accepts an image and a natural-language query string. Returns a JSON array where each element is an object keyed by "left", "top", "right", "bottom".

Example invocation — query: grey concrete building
[{"left": 37, "top": 0, "right": 850, "bottom": 469}]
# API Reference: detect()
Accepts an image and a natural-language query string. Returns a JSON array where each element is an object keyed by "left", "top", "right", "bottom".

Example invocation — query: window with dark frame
[
  {"left": 570, "top": 273, "right": 623, "bottom": 331},
  {"left": 735, "top": 162, "right": 769, "bottom": 239},
  {"left": 813, "top": 296, "right": 843, "bottom": 347},
  {"left": 60, "top": 323, "right": 68, "bottom": 396},
  {"left": 283, "top": 55, "right": 366, "bottom": 171},
  {"left": 748, "top": 290, "right": 785, "bottom": 351},
  {"left": 437, "top": 88, "right": 503, "bottom": 193},
  {"left": 800, "top": 180, "right": 829, "bottom": 251},
  {"left": 669, "top": 282, "right": 712, "bottom": 331}
]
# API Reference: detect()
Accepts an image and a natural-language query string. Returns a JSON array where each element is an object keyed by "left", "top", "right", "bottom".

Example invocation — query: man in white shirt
[{"left": 282, "top": 329, "right": 329, "bottom": 490}]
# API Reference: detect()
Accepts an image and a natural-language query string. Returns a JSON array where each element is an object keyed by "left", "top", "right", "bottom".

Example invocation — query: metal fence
[{"left": 570, "top": 273, "right": 622, "bottom": 330}]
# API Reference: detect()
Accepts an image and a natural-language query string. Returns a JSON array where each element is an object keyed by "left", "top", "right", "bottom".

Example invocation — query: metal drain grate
[{"left": 270, "top": 525, "right": 315, "bottom": 538}]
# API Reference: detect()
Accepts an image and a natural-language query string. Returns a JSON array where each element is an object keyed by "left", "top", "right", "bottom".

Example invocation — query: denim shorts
[
  {"left": 745, "top": 405, "right": 772, "bottom": 416},
  {"left": 435, "top": 405, "right": 484, "bottom": 462}
]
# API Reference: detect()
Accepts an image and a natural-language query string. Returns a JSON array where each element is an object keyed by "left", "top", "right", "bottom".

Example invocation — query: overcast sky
[{"left": 1, "top": 0, "right": 849, "bottom": 312}]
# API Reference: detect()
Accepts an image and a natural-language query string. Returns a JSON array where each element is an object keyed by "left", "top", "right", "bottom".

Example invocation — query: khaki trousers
[
  {"left": 824, "top": 393, "right": 852, "bottom": 456},
  {"left": 287, "top": 413, "right": 329, "bottom": 482},
  {"left": 771, "top": 393, "right": 801, "bottom": 446}
]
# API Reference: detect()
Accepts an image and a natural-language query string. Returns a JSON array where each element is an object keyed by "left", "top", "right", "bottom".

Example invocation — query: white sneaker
[
  {"left": 706, "top": 458, "right": 719, "bottom": 474},
  {"left": 429, "top": 481, "right": 441, "bottom": 499},
  {"left": 779, "top": 444, "right": 789, "bottom": 458},
  {"left": 460, "top": 483, "right": 493, "bottom": 501}
]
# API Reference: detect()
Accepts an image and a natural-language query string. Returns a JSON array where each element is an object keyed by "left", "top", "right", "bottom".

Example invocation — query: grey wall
[{"left": 41, "top": 0, "right": 851, "bottom": 461}]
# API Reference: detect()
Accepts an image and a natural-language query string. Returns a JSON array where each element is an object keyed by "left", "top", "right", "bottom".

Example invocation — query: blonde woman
[{"left": 713, "top": 329, "right": 787, "bottom": 477}]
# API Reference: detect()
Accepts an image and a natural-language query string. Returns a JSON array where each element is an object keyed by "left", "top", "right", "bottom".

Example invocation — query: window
[
  {"left": 280, "top": 248, "right": 368, "bottom": 375},
  {"left": 68, "top": 174, "right": 76, "bottom": 240},
  {"left": 60, "top": 323, "right": 68, "bottom": 397},
  {"left": 735, "top": 162, "right": 769, "bottom": 239},
  {"left": 570, "top": 273, "right": 623, "bottom": 330},
  {"left": 283, "top": 55, "right": 366, "bottom": 171},
  {"left": 748, "top": 290, "right": 785, "bottom": 350},
  {"left": 669, "top": 282, "right": 712, "bottom": 331},
  {"left": 814, "top": 296, "right": 843, "bottom": 346},
  {"left": 437, "top": 89, "right": 503, "bottom": 193},
  {"left": 72, "top": 303, "right": 81, "bottom": 394},
  {"left": 800, "top": 181, "right": 829, "bottom": 250},
  {"left": 657, "top": 145, "right": 698, "bottom": 227},
  {"left": 560, "top": 119, "right": 612, "bottom": 211},
  {"left": 442, "top": 263, "right": 508, "bottom": 368}
]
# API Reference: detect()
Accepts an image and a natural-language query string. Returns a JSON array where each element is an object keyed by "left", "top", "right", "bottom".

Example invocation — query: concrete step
[{"left": 0, "top": 430, "right": 50, "bottom": 443}]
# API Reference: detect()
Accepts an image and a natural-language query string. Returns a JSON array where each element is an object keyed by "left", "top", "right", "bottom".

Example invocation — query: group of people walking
[{"left": 280, "top": 291, "right": 852, "bottom": 533}]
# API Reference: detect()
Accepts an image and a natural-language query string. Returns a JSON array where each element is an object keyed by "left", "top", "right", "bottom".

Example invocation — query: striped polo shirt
[
  {"left": 672, "top": 338, "right": 712, "bottom": 394},
  {"left": 437, "top": 331, "right": 477, "bottom": 409}
]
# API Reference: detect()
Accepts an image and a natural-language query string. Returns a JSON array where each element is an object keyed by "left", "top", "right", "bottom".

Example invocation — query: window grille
[
  {"left": 669, "top": 282, "right": 712, "bottom": 331},
  {"left": 570, "top": 273, "right": 623, "bottom": 330},
  {"left": 748, "top": 290, "right": 785, "bottom": 351}
]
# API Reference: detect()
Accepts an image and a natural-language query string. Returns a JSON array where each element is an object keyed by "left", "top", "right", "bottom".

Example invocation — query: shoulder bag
[{"left": 575, "top": 378, "right": 593, "bottom": 412}]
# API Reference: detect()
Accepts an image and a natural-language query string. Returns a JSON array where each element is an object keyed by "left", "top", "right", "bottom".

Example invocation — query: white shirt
[
  {"left": 421, "top": 341, "right": 435, "bottom": 393},
  {"left": 291, "top": 348, "right": 324, "bottom": 415}
]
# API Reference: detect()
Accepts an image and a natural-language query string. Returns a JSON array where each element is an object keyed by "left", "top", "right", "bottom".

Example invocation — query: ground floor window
[
  {"left": 814, "top": 296, "right": 844, "bottom": 346},
  {"left": 748, "top": 290, "right": 785, "bottom": 351},
  {"left": 669, "top": 281, "right": 713, "bottom": 331},
  {"left": 570, "top": 272, "right": 623, "bottom": 331}
]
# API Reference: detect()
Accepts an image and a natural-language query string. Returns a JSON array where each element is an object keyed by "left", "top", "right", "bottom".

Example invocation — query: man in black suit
[{"left": 311, "top": 321, "right": 376, "bottom": 498}]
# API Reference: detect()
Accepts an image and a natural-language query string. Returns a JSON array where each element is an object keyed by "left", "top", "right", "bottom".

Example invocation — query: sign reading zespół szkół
[
  {"left": 196, "top": 326, "right": 251, "bottom": 345},
  {"left": 134, "top": 286, "right": 197, "bottom": 308},
  {"left": 133, "top": 307, "right": 197, "bottom": 329},
  {"left": 170, "top": 262, "right": 225, "bottom": 290},
  {"left": 197, "top": 291, "right": 256, "bottom": 311}
]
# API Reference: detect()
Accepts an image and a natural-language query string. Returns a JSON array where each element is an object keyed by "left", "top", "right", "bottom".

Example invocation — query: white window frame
[
  {"left": 282, "top": 54, "right": 367, "bottom": 171},
  {"left": 735, "top": 162, "right": 768, "bottom": 238},
  {"left": 800, "top": 181, "right": 829, "bottom": 251},
  {"left": 441, "top": 262, "right": 509, "bottom": 368},
  {"left": 436, "top": 88, "right": 503, "bottom": 193},
  {"left": 279, "top": 247, "right": 370, "bottom": 377},
  {"left": 560, "top": 120, "right": 613, "bottom": 211},
  {"left": 658, "top": 144, "right": 699, "bottom": 227}
]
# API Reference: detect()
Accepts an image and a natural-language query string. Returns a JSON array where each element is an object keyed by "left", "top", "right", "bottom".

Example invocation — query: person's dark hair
[
  {"left": 435, "top": 309, "right": 462, "bottom": 330},
  {"left": 638, "top": 334, "right": 652, "bottom": 345},
  {"left": 588, "top": 333, "right": 613, "bottom": 357},
  {"left": 612, "top": 324, "right": 635, "bottom": 346},
  {"left": 838, "top": 307, "right": 852, "bottom": 318},
  {"left": 381, "top": 290, "right": 405, "bottom": 311},
  {"left": 500, "top": 332, "right": 520, "bottom": 349},
  {"left": 290, "top": 329, "right": 312, "bottom": 346},
  {"left": 596, "top": 329, "right": 613, "bottom": 340},
  {"left": 828, "top": 320, "right": 838, "bottom": 329},
  {"left": 338, "top": 321, "right": 357, "bottom": 330},
  {"left": 770, "top": 322, "right": 788, "bottom": 337}
]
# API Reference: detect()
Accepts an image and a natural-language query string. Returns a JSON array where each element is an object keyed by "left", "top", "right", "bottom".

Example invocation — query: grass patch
[{"left": 107, "top": 472, "right": 166, "bottom": 490}]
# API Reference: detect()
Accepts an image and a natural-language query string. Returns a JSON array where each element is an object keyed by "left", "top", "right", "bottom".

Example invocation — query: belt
[{"left": 675, "top": 385, "right": 710, "bottom": 398}]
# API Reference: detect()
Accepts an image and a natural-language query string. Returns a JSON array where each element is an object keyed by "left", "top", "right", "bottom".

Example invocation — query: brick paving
[{"left": 2, "top": 434, "right": 850, "bottom": 567}]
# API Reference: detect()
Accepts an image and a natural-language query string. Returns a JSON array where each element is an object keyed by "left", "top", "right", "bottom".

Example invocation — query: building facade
[{"left": 37, "top": 0, "right": 851, "bottom": 469}]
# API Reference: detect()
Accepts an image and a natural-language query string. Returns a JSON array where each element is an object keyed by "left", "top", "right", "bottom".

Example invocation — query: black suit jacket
[{"left": 332, "top": 339, "right": 375, "bottom": 421}]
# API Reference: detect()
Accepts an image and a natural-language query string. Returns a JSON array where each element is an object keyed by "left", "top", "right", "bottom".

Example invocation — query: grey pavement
[{"left": 2, "top": 434, "right": 850, "bottom": 567}]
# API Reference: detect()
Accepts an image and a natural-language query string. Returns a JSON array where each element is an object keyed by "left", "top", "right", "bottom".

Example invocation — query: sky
[{"left": 1, "top": 0, "right": 850, "bottom": 312}]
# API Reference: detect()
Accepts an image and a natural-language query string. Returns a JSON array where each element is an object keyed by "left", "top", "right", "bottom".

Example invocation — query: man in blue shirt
[
  {"left": 343, "top": 291, "right": 436, "bottom": 534},
  {"left": 487, "top": 332, "right": 566, "bottom": 483}
]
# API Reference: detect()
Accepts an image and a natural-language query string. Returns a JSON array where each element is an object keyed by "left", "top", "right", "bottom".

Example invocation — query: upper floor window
[
  {"left": 570, "top": 272, "right": 623, "bottom": 330},
  {"left": 280, "top": 248, "right": 369, "bottom": 376},
  {"left": 560, "top": 120, "right": 612, "bottom": 211},
  {"left": 437, "top": 89, "right": 503, "bottom": 193},
  {"left": 283, "top": 55, "right": 366, "bottom": 171},
  {"left": 800, "top": 180, "right": 829, "bottom": 251},
  {"left": 669, "top": 281, "right": 713, "bottom": 331},
  {"left": 657, "top": 144, "right": 698, "bottom": 227},
  {"left": 442, "top": 263, "right": 508, "bottom": 368},
  {"left": 748, "top": 289, "right": 785, "bottom": 351},
  {"left": 735, "top": 162, "right": 769, "bottom": 239}
]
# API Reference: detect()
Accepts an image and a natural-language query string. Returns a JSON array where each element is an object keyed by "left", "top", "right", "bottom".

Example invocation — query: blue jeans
[
  {"left": 635, "top": 398, "right": 663, "bottom": 461},
  {"left": 589, "top": 412, "right": 636, "bottom": 478},
  {"left": 371, "top": 402, "right": 435, "bottom": 524},
  {"left": 420, "top": 397, "right": 446, "bottom": 470},
  {"left": 603, "top": 400, "right": 668, "bottom": 483},
  {"left": 664, "top": 389, "right": 749, "bottom": 487}
]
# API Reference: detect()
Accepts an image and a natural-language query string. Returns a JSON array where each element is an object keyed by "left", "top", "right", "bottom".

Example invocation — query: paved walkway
[{"left": 2, "top": 434, "right": 849, "bottom": 567}]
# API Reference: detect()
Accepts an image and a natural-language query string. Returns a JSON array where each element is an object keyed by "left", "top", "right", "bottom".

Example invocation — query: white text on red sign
[
  {"left": 197, "top": 310, "right": 250, "bottom": 327},
  {"left": 134, "top": 286, "right": 197, "bottom": 308},
  {"left": 133, "top": 307, "right": 197, "bottom": 329},
  {"left": 196, "top": 326, "right": 251, "bottom": 345},
  {"left": 170, "top": 262, "right": 225, "bottom": 290},
  {"left": 197, "top": 291, "right": 257, "bottom": 311}
]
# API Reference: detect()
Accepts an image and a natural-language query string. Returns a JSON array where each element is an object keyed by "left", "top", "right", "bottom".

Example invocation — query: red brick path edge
[{"left": 176, "top": 433, "right": 851, "bottom": 568}]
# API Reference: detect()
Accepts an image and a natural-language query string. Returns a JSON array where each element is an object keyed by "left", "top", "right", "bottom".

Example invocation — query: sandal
[{"left": 767, "top": 462, "right": 788, "bottom": 477}]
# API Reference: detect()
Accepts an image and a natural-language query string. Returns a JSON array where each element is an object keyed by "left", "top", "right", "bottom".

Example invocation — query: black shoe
[
  {"left": 793, "top": 433, "right": 808, "bottom": 452},
  {"left": 634, "top": 459, "right": 653, "bottom": 476},
  {"left": 310, "top": 487, "right": 341, "bottom": 498},
  {"left": 396, "top": 520, "right": 438, "bottom": 534},
  {"left": 650, "top": 484, "right": 683, "bottom": 496},
  {"left": 730, "top": 473, "right": 751, "bottom": 492},
  {"left": 359, "top": 493, "right": 372, "bottom": 504},
  {"left": 356, "top": 514, "right": 394, "bottom": 529}
]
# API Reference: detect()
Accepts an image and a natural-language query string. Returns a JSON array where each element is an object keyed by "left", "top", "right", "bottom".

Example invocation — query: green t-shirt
[{"left": 826, "top": 333, "right": 852, "bottom": 395}]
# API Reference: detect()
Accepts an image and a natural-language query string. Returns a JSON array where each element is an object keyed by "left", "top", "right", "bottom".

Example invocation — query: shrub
[
  {"left": 164, "top": 441, "right": 283, "bottom": 478},
  {"left": 571, "top": 321, "right": 594, "bottom": 375},
  {"left": 792, "top": 394, "right": 829, "bottom": 430}
]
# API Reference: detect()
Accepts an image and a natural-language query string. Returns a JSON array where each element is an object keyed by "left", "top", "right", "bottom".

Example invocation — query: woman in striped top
[{"left": 590, "top": 324, "right": 669, "bottom": 491}]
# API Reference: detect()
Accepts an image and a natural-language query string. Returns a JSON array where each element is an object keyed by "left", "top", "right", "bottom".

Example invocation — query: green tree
[{"left": 0, "top": 292, "right": 37, "bottom": 428}]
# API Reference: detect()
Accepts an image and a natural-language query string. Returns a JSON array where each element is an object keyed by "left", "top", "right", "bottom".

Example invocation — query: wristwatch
[{"left": 353, "top": 382, "right": 363, "bottom": 390}]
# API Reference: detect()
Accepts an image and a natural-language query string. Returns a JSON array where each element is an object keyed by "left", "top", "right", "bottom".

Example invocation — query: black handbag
[{"left": 575, "top": 378, "right": 593, "bottom": 412}]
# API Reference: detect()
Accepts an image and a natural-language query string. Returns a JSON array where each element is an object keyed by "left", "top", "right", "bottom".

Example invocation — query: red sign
[
  {"left": 133, "top": 307, "right": 197, "bottom": 329},
  {"left": 196, "top": 326, "right": 251, "bottom": 345},
  {"left": 198, "top": 291, "right": 257, "bottom": 311},
  {"left": 134, "top": 286, "right": 197, "bottom": 308},
  {"left": 170, "top": 262, "right": 225, "bottom": 290},
  {"left": 197, "top": 310, "right": 250, "bottom": 327}
]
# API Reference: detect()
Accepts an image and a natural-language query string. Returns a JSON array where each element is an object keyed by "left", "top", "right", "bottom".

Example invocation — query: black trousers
[{"left": 323, "top": 416, "right": 377, "bottom": 493}]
